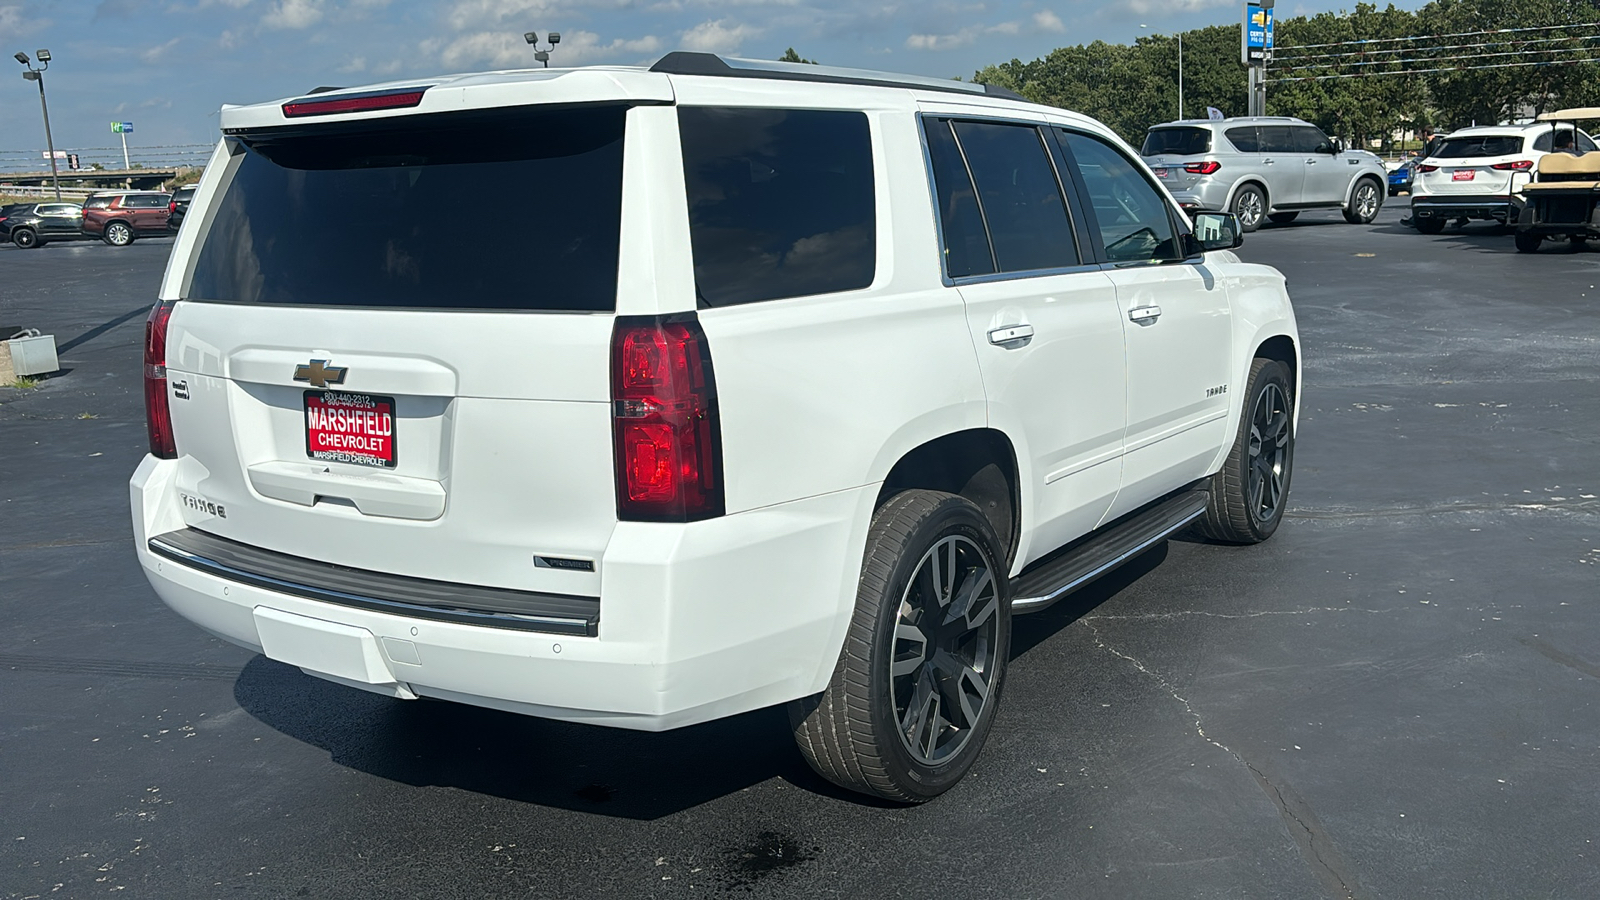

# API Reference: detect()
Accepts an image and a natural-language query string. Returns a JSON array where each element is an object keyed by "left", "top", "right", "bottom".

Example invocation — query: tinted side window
[
  {"left": 924, "top": 120, "right": 995, "bottom": 278},
  {"left": 1058, "top": 131, "right": 1180, "bottom": 264},
  {"left": 1293, "top": 127, "right": 1332, "bottom": 153},
  {"left": 1225, "top": 126, "right": 1260, "bottom": 153},
  {"left": 127, "top": 195, "right": 164, "bottom": 209},
  {"left": 951, "top": 121, "right": 1077, "bottom": 273},
  {"left": 1581, "top": 132, "right": 1598, "bottom": 152},
  {"left": 1259, "top": 126, "right": 1297, "bottom": 153},
  {"left": 84, "top": 197, "right": 112, "bottom": 209},
  {"left": 679, "top": 107, "right": 875, "bottom": 307}
]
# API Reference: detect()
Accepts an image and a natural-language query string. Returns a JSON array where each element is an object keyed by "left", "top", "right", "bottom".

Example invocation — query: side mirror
[{"left": 1189, "top": 212, "right": 1243, "bottom": 253}]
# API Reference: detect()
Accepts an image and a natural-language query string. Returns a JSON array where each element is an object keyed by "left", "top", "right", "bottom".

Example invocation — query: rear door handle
[
  {"left": 1129, "top": 305, "right": 1162, "bottom": 323},
  {"left": 987, "top": 324, "right": 1035, "bottom": 345},
  {"left": 1264, "top": 158, "right": 1275, "bottom": 165}
]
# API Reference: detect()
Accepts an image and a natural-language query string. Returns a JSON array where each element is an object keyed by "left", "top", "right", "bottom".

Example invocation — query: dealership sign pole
[
  {"left": 1243, "top": 1, "right": 1275, "bottom": 116},
  {"left": 111, "top": 121, "right": 133, "bottom": 169}
]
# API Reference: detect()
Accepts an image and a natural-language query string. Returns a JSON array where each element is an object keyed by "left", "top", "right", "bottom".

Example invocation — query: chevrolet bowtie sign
[{"left": 293, "top": 359, "right": 348, "bottom": 388}]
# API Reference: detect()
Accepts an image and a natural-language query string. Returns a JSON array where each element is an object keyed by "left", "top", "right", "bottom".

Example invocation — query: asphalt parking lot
[{"left": 3, "top": 208, "right": 1598, "bottom": 900}]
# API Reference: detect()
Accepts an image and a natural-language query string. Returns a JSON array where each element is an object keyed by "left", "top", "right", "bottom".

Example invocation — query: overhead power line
[
  {"left": 1273, "top": 41, "right": 1600, "bottom": 73},
  {"left": 1275, "top": 32, "right": 1600, "bottom": 63},
  {"left": 1274, "top": 21, "right": 1600, "bottom": 53},
  {"left": 1267, "top": 56, "right": 1597, "bottom": 83}
]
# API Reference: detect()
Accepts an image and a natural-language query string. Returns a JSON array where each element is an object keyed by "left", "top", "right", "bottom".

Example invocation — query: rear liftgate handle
[{"left": 1129, "top": 305, "right": 1163, "bottom": 324}]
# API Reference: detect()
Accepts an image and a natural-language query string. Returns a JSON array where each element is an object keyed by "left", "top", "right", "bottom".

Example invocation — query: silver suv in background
[{"left": 1142, "top": 116, "right": 1389, "bottom": 231}]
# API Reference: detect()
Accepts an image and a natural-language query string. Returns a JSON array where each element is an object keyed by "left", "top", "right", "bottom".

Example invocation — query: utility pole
[
  {"left": 14, "top": 50, "right": 61, "bottom": 200},
  {"left": 1242, "top": 1, "right": 1274, "bottom": 116},
  {"left": 1179, "top": 32, "right": 1184, "bottom": 119}
]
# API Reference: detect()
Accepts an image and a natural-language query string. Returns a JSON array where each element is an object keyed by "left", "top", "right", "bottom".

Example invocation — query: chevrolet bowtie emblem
[{"left": 293, "top": 359, "right": 347, "bottom": 389}]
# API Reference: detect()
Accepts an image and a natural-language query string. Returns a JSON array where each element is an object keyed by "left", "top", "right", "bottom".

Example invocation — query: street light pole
[
  {"left": 1142, "top": 25, "right": 1184, "bottom": 120},
  {"left": 15, "top": 51, "right": 61, "bottom": 199}
]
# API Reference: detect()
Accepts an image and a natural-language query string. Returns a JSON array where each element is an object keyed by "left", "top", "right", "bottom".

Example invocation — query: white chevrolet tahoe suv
[{"left": 132, "top": 53, "right": 1300, "bottom": 803}]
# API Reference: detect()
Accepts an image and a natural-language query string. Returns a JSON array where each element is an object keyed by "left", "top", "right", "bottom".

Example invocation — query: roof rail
[{"left": 649, "top": 52, "right": 1025, "bottom": 101}]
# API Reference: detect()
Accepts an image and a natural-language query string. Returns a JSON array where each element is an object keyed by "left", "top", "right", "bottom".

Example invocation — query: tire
[
  {"left": 1514, "top": 230, "right": 1542, "bottom": 253},
  {"left": 1231, "top": 184, "right": 1267, "bottom": 233},
  {"left": 1195, "top": 358, "right": 1295, "bottom": 544},
  {"left": 11, "top": 227, "right": 38, "bottom": 249},
  {"left": 790, "top": 490, "right": 1011, "bottom": 803},
  {"left": 1343, "top": 178, "right": 1383, "bottom": 224},
  {"left": 1267, "top": 212, "right": 1299, "bottom": 225},
  {"left": 1415, "top": 216, "right": 1445, "bottom": 235},
  {"left": 103, "top": 221, "right": 135, "bottom": 247}
]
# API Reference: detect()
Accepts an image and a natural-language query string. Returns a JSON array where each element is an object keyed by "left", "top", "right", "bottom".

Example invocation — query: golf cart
[{"left": 1514, "top": 107, "right": 1600, "bottom": 253}]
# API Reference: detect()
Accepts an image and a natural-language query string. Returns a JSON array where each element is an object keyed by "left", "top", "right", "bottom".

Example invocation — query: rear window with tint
[
  {"left": 1141, "top": 127, "right": 1212, "bottom": 156},
  {"left": 185, "top": 106, "right": 627, "bottom": 311},
  {"left": 84, "top": 197, "right": 114, "bottom": 209},
  {"left": 679, "top": 107, "right": 875, "bottom": 307},
  {"left": 1434, "top": 136, "right": 1524, "bottom": 158}
]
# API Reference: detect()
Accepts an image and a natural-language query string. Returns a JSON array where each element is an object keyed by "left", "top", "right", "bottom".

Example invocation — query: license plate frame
[
  {"left": 1154, "top": 167, "right": 1170, "bottom": 178},
  {"left": 304, "top": 390, "right": 397, "bottom": 469},
  {"left": 1452, "top": 169, "right": 1476, "bottom": 181}
]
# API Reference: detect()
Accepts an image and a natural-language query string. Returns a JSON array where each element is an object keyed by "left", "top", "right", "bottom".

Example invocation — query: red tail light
[
  {"left": 611, "top": 315, "right": 724, "bottom": 522},
  {"left": 1492, "top": 159, "right": 1533, "bottom": 171},
  {"left": 1417, "top": 164, "right": 1439, "bottom": 173},
  {"left": 1184, "top": 161, "right": 1222, "bottom": 175},
  {"left": 282, "top": 88, "right": 427, "bottom": 118},
  {"left": 144, "top": 301, "right": 177, "bottom": 459},
  {"left": 169, "top": 201, "right": 178, "bottom": 213}
]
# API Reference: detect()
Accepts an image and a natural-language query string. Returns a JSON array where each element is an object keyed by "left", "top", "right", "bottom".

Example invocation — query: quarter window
[
  {"left": 1225, "top": 126, "right": 1260, "bottom": 153},
  {"left": 949, "top": 120, "right": 1078, "bottom": 273},
  {"left": 679, "top": 107, "right": 875, "bottom": 307},
  {"left": 1058, "top": 131, "right": 1181, "bottom": 264}
]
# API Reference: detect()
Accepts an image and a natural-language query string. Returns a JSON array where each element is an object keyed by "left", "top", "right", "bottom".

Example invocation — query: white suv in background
[
  {"left": 132, "top": 54, "right": 1301, "bottom": 802},
  {"left": 1410, "top": 122, "right": 1597, "bottom": 232}
]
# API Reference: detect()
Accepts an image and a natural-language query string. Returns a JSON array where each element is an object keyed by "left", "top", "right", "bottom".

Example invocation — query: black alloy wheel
[
  {"left": 1246, "top": 380, "right": 1293, "bottom": 525},
  {"left": 790, "top": 490, "right": 1011, "bottom": 802},
  {"left": 11, "top": 227, "right": 38, "bottom": 249},
  {"left": 1195, "top": 358, "right": 1295, "bottom": 544},
  {"left": 890, "top": 534, "right": 1002, "bottom": 766}
]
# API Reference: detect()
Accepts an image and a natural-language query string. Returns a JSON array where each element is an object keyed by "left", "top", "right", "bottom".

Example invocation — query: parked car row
[{"left": 1, "top": 185, "right": 196, "bottom": 248}]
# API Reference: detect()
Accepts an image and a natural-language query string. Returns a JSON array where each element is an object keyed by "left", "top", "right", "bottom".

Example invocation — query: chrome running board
[{"left": 1010, "top": 488, "right": 1209, "bottom": 615}]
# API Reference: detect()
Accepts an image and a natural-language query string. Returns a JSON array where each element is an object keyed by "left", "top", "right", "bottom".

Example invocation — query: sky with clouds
[{"left": 0, "top": 0, "right": 1427, "bottom": 164}]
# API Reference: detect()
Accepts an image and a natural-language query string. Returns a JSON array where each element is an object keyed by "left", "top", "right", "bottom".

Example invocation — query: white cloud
[
  {"left": 373, "top": 59, "right": 403, "bottom": 75},
  {"left": 680, "top": 18, "right": 763, "bottom": 55},
  {"left": 0, "top": 2, "right": 49, "bottom": 35},
  {"left": 906, "top": 32, "right": 974, "bottom": 51},
  {"left": 262, "top": 0, "right": 324, "bottom": 29},
  {"left": 1034, "top": 10, "right": 1065, "bottom": 33},
  {"left": 338, "top": 56, "right": 366, "bottom": 73},
  {"left": 141, "top": 37, "right": 182, "bottom": 63}
]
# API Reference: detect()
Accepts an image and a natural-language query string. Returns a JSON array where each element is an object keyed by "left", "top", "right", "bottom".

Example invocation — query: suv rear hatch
[
  {"left": 160, "top": 99, "right": 640, "bottom": 599},
  {"left": 1418, "top": 134, "right": 1527, "bottom": 196},
  {"left": 1142, "top": 126, "right": 1215, "bottom": 191}
]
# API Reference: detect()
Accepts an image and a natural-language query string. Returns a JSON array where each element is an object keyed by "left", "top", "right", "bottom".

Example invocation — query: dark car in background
[
  {"left": 167, "top": 184, "right": 197, "bottom": 231},
  {"left": 81, "top": 191, "right": 171, "bottom": 246},
  {"left": 1, "top": 202, "right": 90, "bottom": 249}
]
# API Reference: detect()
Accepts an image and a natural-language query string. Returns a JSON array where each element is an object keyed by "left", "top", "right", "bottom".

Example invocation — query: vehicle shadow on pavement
[
  {"left": 233, "top": 652, "right": 897, "bottom": 816},
  {"left": 230, "top": 541, "right": 1178, "bottom": 817},
  {"left": 1008, "top": 541, "right": 1169, "bottom": 660}
]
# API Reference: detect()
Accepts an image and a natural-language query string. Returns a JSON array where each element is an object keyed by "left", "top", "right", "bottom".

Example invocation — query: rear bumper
[
  {"left": 1410, "top": 193, "right": 1516, "bottom": 220},
  {"left": 131, "top": 455, "right": 873, "bottom": 731},
  {"left": 1167, "top": 181, "right": 1230, "bottom": 212}
]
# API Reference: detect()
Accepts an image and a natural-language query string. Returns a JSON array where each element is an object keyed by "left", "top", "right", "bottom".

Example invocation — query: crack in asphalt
[{"left": 1079, "top": 618, "right": 1363, "bottom": 900}]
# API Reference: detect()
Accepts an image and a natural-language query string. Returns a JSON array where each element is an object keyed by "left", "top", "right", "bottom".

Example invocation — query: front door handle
[
  {"left": 1306, "top": 159, "right": 1317, "bottom": 165},
  {"left": 987, "top": 324, "right": 1035, "bottom": 345},
  {"left": 1264, "top": 158, "right": 1275, "bottom": 165},
  {"left": 1129, "top": 305, "right": 1162, "bottom": 323}
]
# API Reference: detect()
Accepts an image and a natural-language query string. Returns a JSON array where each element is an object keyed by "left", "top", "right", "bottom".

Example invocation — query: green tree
[{"left": 779, "top": 47, "right": 816, "bottom": 64}]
